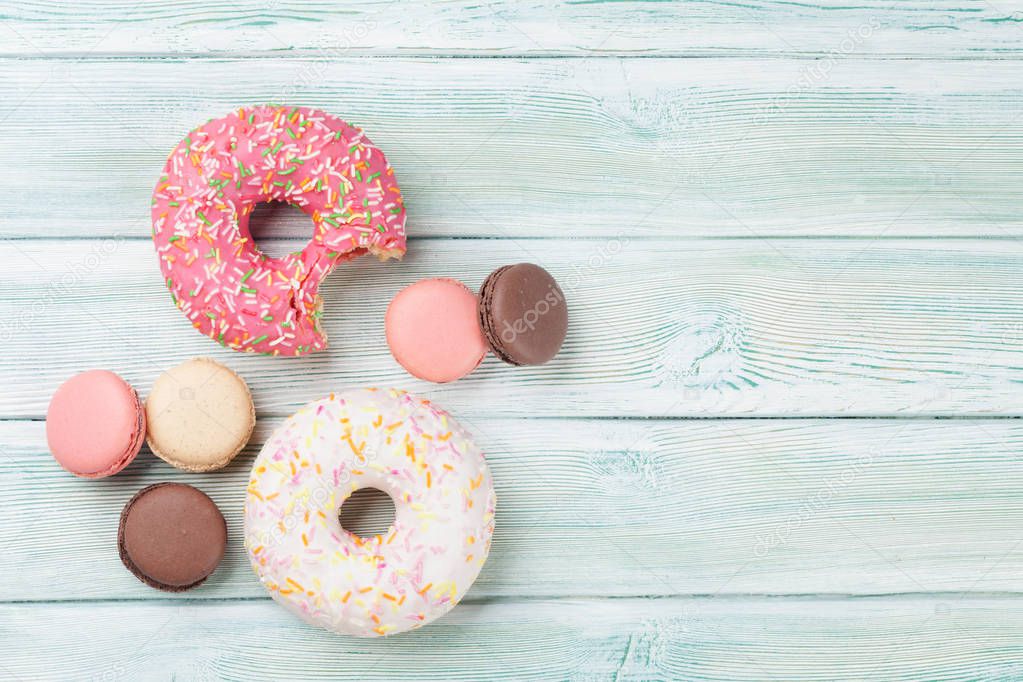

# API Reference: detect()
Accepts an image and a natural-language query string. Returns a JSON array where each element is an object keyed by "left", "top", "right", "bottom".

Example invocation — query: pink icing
[{"left": 152, "top": 105, "right": 407, "bottom": 356}]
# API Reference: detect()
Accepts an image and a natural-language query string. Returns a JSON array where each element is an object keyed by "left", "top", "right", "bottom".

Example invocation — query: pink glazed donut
[{"left": 152, "top": 105, "right": 407, "bottom": 356}]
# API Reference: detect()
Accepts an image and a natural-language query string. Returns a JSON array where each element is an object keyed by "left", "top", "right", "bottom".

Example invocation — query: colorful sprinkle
[
  {"left": 150, "top": 105, "right": 407, "bottom": 356},
  {"left": 243, "top": 389, "right": 495, "bottom": 637}
]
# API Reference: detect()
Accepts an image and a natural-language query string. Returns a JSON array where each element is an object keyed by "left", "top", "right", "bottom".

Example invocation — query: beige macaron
[{"left": 145, "top": 357, "right": 255, "bottom": 472}]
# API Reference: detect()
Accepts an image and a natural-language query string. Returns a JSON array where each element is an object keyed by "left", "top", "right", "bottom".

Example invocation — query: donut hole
[
  {"left": 247, "top": 200, "right": 308, "bottom": 258},
  {"left": 338, "top": 487, "right": 396, "bottom": 539}
]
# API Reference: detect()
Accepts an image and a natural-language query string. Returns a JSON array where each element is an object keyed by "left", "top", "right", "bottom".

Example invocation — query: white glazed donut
[{"left": 244, "top": 388, "right": 496, "bottom": 636}]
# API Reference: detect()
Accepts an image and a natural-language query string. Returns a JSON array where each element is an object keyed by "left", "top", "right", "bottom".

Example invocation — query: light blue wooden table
[{"left": 3, "top": 1, "right": 1023, "bottom": 679}]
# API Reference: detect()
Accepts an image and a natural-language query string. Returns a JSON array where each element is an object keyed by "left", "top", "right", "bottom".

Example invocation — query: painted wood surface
[
  {"left": 3, "top": 239, "right": 1023, "bottom": 419},
  {"left": 3, "top": 598, "right": 1023, "bottom": 680},
  {"left": 2, "top": 57, "right": 1023, "bottom": 239},
  {"left": 5, "top": 418, "right": 1023, "bottom": 601},
  {"left": 3, "top": 0, "right": 1023, "bottom": 58},
  {"left": 5, "top": 2, "right": 1023, "bottom": 679}
]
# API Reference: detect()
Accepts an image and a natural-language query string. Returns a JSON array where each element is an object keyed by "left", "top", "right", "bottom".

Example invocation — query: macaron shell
[
  {"left": 145, "top": 358, "right": 255, "bottom": 472},
  {"left": 46, "top": 370, "right": 145, "bottom": 478},
  {"left": 479, "top": 263, "right": 568, "bottom": 366},
  {"left": 118, "top": 482, "right": 227, "bottom": 591},
  {"left": 385, "top": 278, "right": 488, "bottom": 383}
]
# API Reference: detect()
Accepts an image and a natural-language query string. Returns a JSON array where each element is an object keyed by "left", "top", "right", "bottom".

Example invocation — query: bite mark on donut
[
  {"left": 287, "top": 290, "right": 304, "bottom": 322},
  {"left": 152, "top": 105, "right": 407, "bottom": 356}
]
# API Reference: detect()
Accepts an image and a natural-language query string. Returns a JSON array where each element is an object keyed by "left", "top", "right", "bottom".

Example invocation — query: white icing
[{"left": 244, "top": 388, "right": 496, "bottom": 636}]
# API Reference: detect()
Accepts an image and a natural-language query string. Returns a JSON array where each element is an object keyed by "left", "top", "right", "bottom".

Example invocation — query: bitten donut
[
  {"left": 152, "top": 105, "right": 407, "bottom": 356},
  {"left": 244, "top": 388, "right": 496, "bottom": 637}
]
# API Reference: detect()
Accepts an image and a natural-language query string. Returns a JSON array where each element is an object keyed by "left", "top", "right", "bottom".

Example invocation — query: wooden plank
[
  {"left": 3, "top": 238, "right": 1023, "bottom": 418},
  {"left": 5, "top": 418, "right": 1023, "bottom": 601},
  {"left": 3, "top": 0, "right": 1023, "bottom": 58},
  {"left": 2, "top": 597, "right": 1023, "bottom": 680},
  {"left": 2, "top": 57, "right": 1023, "bottom": 239}
]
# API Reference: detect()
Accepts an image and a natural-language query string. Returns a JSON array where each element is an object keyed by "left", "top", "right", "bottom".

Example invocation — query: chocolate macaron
[
  {"left": 479, "top": 263, "right": 568, "bottom": 366},
  {"left": 118, "top": 483, "right": 227, "bottom": 592}
]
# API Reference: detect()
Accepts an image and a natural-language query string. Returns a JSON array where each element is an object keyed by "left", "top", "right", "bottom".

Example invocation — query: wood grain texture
[
  {"left": 3, "top": 0, "right": 1023, "bottom": 58},
  {"left": 3, "top": 597, "right": 1023, "bottom": 680},
  {"left": 2, "top": 57, "right": 1023, "bottom": 239},
  {"left": 5, "top": 418, "right": 1023, "bottom": 601},
  {"left": 4, "top": 2, "right": 1023, "bottom": 675},
  {"left": 3, "top": 239, "right": 1023, "bottom": 419}
]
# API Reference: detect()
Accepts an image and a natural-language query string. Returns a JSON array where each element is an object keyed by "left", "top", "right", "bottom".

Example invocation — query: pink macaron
[
  {"left": 385, "top": 278, "right": 488, "bottom": 383},
  {"left": 46, "top": 370, "right": 146, "bottom": 478}
]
